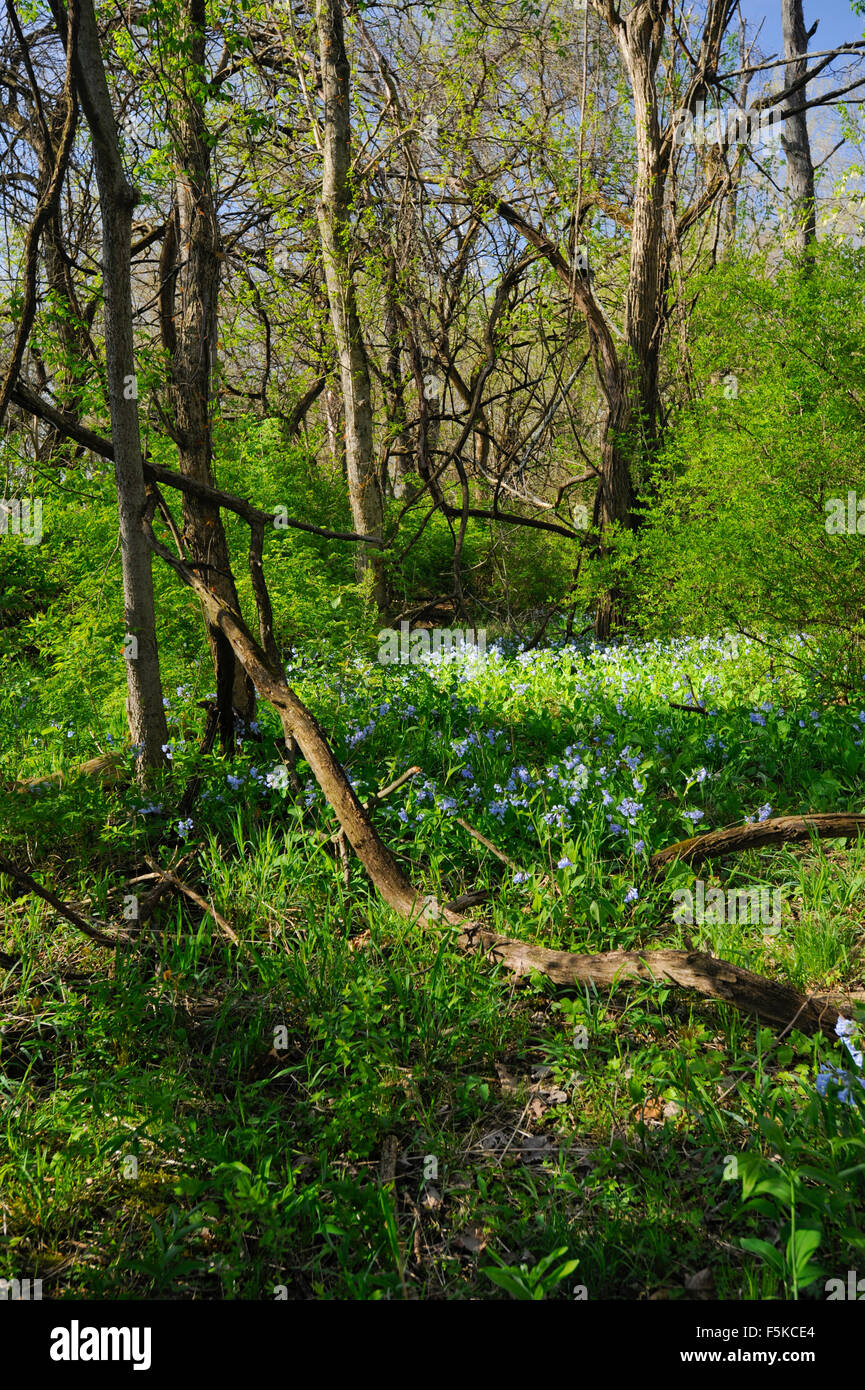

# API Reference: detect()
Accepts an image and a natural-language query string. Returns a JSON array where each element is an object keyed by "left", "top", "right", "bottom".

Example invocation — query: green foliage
[
  {"left": 624, "top": 242, "right": 865, "bottom": 692},
  {"left": 482, "top": 1246, "right": 580, "bottom": 1299},
  {"left": 3, "top": 630, "right": 865, "bottom": 1298}
]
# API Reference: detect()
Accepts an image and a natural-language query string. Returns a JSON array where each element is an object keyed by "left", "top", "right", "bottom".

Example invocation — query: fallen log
[
  {"left": 9, "top": 752, "right": 128, "bottom": 794},
  {"left": 448, "top": 926, "right": 841, "bottom": 1039},
  {"left": 139, "top": 500, "right": 854, "bottom": 1040},
  {"left": 650, "top": 814, "right": 865, "bottom": 873}
]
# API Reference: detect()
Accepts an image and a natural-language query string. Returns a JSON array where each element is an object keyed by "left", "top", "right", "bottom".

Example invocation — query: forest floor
[{"left": 2, "top": 631, "right": 864, "bottom": 1299}]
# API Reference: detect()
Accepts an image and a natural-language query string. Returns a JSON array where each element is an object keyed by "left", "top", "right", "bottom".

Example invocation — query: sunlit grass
[{"left": 1, "top": 630, "right": 864, "bottom": 1298}]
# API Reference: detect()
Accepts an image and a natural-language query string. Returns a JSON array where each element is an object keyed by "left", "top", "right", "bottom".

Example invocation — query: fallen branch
[
  {"left": 136, "top": 476, "right": 855, "bottom": 1041},
  {"left": 443, "top": 889, "right": 493, "bottom": 913},
  {"left": 455, "top": 816, "right": 517, "bottom": 869},
  {"left": 449, "top": 927, "right": 841, "bottom": 1038},
  {"left": 10, "top": 752, "right": 127, "bottom": 793},
  {"left": 132, "top": 852, "right": 196, "bottom": 927},
  {"left": 650, "top": 813, "right": 865, "bottom": 872},
  {"left": 143, "top": 857, "right": 240, "bottom": 946},
  {"left": 0, "top": 853, "right": 128, "bottom": 948},
  {"left": 324, "top": 765, "right": 421, "bottom": 845}
]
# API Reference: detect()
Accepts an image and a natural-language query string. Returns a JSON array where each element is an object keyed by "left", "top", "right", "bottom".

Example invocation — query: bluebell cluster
[
  {"left": 816, "top": 1017, "right": 865, "bottom": 1107},
  {"left": 17, "top": 629, "right": 862, "bottom": 904}
]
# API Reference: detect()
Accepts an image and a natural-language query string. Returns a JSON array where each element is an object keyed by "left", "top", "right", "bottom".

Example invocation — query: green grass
[{"left": 1, "top": 629, "right": 864, "bottom": 1299}]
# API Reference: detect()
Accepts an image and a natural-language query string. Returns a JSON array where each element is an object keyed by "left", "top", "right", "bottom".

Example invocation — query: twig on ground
[
  {"left": 455, "top": 817, "right": 517, "bottom": 868},
  {"left": 0, "top": 853, "right": 128, "bottom": 948},
  {"left": 143, "top": 856, "right": 240, "bottom": 946}
]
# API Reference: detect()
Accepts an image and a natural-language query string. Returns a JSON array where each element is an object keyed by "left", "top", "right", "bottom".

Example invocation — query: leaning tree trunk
[
  {"left": 159, "top": 0, "right": 255, "bottom": 749},
  {"left": 781, "top": 0, "right": 817, "bottom": 257},
  {"left": 52, "top": 0, "right": 169, "bottom": 773},
  {"left": 315, "top": 0, "right": 387, "bottom": 611}
]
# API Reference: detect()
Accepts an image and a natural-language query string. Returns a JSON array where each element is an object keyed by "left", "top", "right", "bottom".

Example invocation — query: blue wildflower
[{"left": 816, "top": 1066, "right": 865, "bottom": 1106}]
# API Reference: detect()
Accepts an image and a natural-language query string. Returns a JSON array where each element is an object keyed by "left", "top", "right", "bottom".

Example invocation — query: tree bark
[
  {"left": 781, "top": 0, "right": 817, "bottom": 256},
  {"left": 51, "top": 0, "right": 169, "bottom": 772},
  {"left": 452, "top": 932, "right": 841, "bottom": 1039},
  {"left": 381, "top": 246, "right": 411, "bottom": 498},
  {"left": 650, "top": 813, "right": 865, "bottom": 873},
  {"left": 315, "top": 0, "right": 386, "bottom": 610},
  {"left": 591, "top": 1, "right": 667, "bottom": 638},
  {"left": 158, "top": 0, "right": 255, "bottom": 747}
]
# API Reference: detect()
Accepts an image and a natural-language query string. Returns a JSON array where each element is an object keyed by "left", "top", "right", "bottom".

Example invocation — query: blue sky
[
  {"left": 735, "top": 0, "right": 864, "bottom": 59},
  {"left": 730, "top": 1, "right": 865, "bottom": 181}
]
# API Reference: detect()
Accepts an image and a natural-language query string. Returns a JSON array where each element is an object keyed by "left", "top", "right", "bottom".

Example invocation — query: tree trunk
[
  {"left": 159, "top": 0, "right": 254, "bottom": 748},
  {"left": 620, "top": 8, "right": 665, "bottom": 473},
  {"left": 381, "top": 247, "right": 411, "bottom": 498},
  {"left": 315, "top": 0, "right": 386, "bottom": 611},
  {"left": 323, "top": 380, "right": 346, "bottom": 475},
  {"left": 592, "top": 1, "right": 667, "bottom": 638},
  {"left": 34, "top": 103, "right": 95, "bottom": 464},
  {"left": 54, "top": 0, "right": 169, "bottom": 773},
  {"left": 781, "top": 0, "right": 817, "bottom": 256}
]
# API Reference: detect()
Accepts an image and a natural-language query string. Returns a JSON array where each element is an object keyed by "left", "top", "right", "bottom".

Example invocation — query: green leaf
[
  {"left": 740, "top": 1237, "right": 784, "bottom": 1276},
  {"left": 787, "top": 1226, "right": 822, "bottom": 1265},
  {"left": 482, "top": 1268, "right": 533, "bottom": 1299}
]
